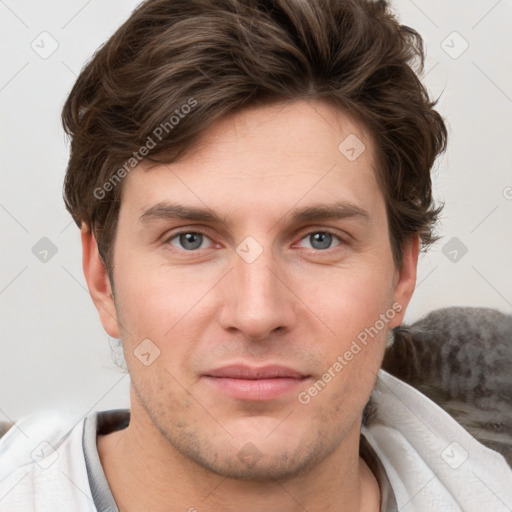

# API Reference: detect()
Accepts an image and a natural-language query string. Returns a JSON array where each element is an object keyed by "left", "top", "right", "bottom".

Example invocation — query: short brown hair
[{"left": 62, "top": 0, "right": 447, "bottom": 275}]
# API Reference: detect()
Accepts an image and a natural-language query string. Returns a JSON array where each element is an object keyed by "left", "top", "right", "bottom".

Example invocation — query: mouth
[{"left": 202, "top": 364, "right": 311, "bottom": 401}]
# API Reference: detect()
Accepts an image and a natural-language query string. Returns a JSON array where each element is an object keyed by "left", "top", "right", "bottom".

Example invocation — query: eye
[
  {"left": 168, "top": 231, "right": 211, "bottom": 251},
  {"left": 298, "top": 231, "right": 342, "bottom": 250}
]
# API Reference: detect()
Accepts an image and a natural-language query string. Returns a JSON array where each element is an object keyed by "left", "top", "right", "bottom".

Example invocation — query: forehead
[{"left": 121, "top": 99, "right": 382, "bottom": 221}]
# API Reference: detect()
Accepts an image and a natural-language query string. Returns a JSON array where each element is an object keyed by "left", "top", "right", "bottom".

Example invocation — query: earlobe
[
  {"left": 388, "top": 234, "right": 420, "bottom": 329},
  {"left": 81, "top": 223, "right": 120, "bottom": 338}
]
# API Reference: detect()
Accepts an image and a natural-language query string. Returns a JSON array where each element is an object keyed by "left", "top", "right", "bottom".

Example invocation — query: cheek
[
  {"left": 114, "top": 256, "right": 206, "bottom": 331},
  {"left": 297, "top": 261, "right": 395, "bottom": 342},
  {"left": 291, "top": 260, "right": 394, "bottom": 400},
  {"left": 113, "top": 258, "right": 220, "bottom": 377}
]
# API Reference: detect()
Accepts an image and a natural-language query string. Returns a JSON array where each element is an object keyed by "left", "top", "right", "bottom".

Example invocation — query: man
[{"left": 0, "top": 0, "right": 510, "bottom": 510}]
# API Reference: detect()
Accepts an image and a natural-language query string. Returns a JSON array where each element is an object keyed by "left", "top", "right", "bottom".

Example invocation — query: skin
[{"left": 83, "top": 99, "right": 418, "bottom": 512}]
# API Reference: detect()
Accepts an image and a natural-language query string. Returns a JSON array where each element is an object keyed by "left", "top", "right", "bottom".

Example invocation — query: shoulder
[
  {"left": 0, "top": 410, "right": 94, "bottom": 511},
  {"left": 382, "top": 306, "right": 512, "bottom": 464},
  {"left": 363, "top": 370, "right": 512, "bottom": 511}
]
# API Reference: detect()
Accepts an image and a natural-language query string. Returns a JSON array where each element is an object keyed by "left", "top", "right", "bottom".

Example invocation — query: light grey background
[{"left": 1, "top": 0, "right": 511, "bottom": 421}]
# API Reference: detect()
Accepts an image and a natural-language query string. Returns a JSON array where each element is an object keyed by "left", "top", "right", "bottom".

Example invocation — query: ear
[
  {"left": 81, "top": 223, "right": 120, "bottom": 338},
  {"left": 388, "top": 234, "right": 420, "bottom": 329}
]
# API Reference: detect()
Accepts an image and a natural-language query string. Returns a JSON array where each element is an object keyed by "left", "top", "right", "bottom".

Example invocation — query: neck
[{"left": 97, "top": 404, "right": 380, "bottom": 512}]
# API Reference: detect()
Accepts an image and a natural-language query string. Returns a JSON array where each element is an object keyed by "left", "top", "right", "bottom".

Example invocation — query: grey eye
[
  {"left": 308, "top": 232, "right": 333, "bottom": 250},
  {"left": 171, "top": 232, "right": 206, "bottom": 250}
]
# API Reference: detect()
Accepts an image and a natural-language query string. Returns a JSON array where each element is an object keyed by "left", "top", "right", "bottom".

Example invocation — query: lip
[
  {"left": 202, "top": 364, "right": 310, "bottom": 401},
  {"left": 204, "top": 364, "right": 307, "bottom": 379}
]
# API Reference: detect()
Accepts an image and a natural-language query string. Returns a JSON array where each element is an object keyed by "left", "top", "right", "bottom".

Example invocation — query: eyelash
[{"left": 164, "top": 229, "right": 346, "bottom": 252}]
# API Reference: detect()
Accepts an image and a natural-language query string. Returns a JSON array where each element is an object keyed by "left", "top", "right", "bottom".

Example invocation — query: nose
[{"left": 218, "top": 247, "right": 297, "bottom": 341}]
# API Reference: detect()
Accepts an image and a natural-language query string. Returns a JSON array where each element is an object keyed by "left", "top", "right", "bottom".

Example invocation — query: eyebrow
[
  {"left": 139, "top": 202, "right": 226, "bottom": 225},
  {"left": 288, "top": 201, "right": 370, "bottom": 224},
  {"left": 139, "top": 200, "right": 370, "bottom": 227}
]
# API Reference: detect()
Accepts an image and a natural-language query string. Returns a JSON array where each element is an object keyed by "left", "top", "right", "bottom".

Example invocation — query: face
[{"left": 86, "top": 99, "right": 417, "bottom": 480}]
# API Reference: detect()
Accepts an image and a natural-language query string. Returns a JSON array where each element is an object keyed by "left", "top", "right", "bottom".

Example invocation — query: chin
[
  {"left": 187, "top": 442, "right": 326, "bottom": 482},
  {"left": 163, "top": 420, "right": 339, "bottom": 482}
]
